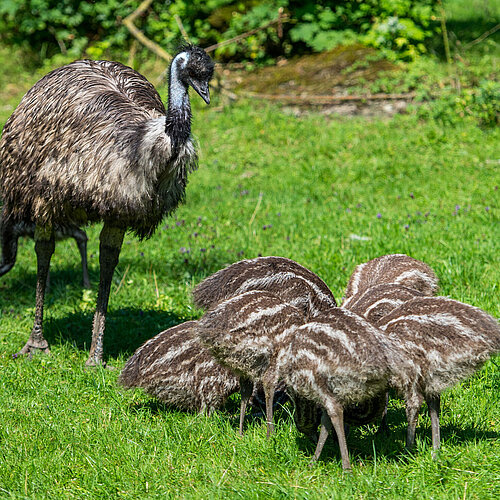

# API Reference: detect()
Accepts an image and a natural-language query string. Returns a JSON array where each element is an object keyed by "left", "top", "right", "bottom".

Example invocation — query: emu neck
[{"left": 165, "top": 62, "right": 191, "bottom": 150}]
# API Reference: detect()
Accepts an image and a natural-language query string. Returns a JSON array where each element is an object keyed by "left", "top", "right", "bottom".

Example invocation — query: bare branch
[
  {"left": 122, "top": 0, "right": 172, "bottom": 62},
  {"left": 205, "top": 11, "right": 290, "bottom": 53},
  {"left": 174, "top": 14, "right": 191, "bottom": 43}
]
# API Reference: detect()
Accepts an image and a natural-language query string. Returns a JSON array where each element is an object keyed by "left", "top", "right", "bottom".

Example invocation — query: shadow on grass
[
  {"left": 0, "top": 249, "right": 240, "bottom": 308},
  {"left": 0, "top": 265, "right": 97, "bottom": 306},
  {"left": 43, "top": 307, "right": 189, "bottom": 361},
  {"left": 124, "top": 389, "right": 291, "bottom": 425},
  {"left": 296, "top": 406, "right": 500, "bottom": 465}
]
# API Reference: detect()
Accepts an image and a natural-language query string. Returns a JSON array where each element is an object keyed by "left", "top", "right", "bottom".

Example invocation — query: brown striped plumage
[
  {"left": 196, "top": 290, "right": 305, "bottom": 437},
  {"left": 377, "top": 296, "right": 500, "bottom": 453},
  {"left": 344, "top": 283, "right": 425, "bottom": 324},
  {"left": 341, "top": 255, "right": 438, "bottom": 430},
  {"left": 0, "top": 46, "right": 213, "bottom": 365},
  {"left": 342, "top": 254, "right": 438, "bottom": 308},
  {"left": 193, "top": 255, "right": 338, "bottom": 436},
  {"left": 278, "top": 308, "right": 410, "bottom": 469},
  {"left": 192, "top": 256, "right": 337, "bottom": 319},
  {"left": 119, "top": 321, "right": 239, "bottom": 414}
]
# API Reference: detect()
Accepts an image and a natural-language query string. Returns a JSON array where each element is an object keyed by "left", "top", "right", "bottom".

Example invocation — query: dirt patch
[{"left": 218, "top": 44, "right": 413, "bottom": 116}]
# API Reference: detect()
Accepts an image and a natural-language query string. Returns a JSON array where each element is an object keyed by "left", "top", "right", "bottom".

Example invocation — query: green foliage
[
  {"left": 0, "top": 0, "right": 137, "bottom": 58},
  {"left": 415, "top": 80, "right": 500, "bottom": 128},
  {"left": 288, "top": 1, "right": 439, "bottom": 60},
  {"left": 0, "top": 1, "right": 440, "bottom": 62}
]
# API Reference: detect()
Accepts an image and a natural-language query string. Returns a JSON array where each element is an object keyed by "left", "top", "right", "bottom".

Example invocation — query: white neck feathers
[{"left": 169, "top": 52, "right": 190, "bottom": 110}]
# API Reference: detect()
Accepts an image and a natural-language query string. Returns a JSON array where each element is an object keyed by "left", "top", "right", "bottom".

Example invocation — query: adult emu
[{"left": 0, "top": 45, "right": 214, "bottom": 366}]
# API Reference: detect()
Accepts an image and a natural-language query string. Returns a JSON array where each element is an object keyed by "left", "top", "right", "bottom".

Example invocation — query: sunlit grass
[{"left": 0, "top": 26, "right": 499, "bottom": 500}]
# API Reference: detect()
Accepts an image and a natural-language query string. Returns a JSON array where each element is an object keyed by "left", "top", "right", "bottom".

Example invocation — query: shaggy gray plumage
[
  {"left": 119, "top": 321, "right": 239, "bottom": 414},
  {"left": 196, "top": 290, "right": 305, "bottom": 437},
  {"left": 376, "top": 296, "right": 500, "bottom": 453},
  {"left": 0, "top": 217, "right": 90, "bottom": 288},
  {"left": 0, "top": 45, "right": 213, "bottom": 365},
  {"left": 342, "top": 254, "right": 438, "bottom": 308},
  {"left": 192, "top": 256, "right": 337, "bottom": 319}
]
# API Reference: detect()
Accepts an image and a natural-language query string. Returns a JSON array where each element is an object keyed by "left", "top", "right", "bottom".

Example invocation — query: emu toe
[{"left": 15, "top": 338, "right": 50, "bottom": 359}]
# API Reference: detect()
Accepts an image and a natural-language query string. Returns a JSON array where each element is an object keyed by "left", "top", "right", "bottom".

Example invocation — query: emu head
[{"left": 173, "top": 45, "right": 214, "bottom": 104}]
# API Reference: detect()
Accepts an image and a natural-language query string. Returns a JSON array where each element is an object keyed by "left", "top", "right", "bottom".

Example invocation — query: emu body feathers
[
  {"left": 0, "top": 60, "right": 194, "bottom": 238},
  {"left": 0, "top": 46, "right": 214, "bottom": 365}
]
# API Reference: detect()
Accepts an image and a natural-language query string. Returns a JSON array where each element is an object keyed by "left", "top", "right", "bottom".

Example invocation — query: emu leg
[
  {"left": 73, "top": 228, "right": 91, "bottom": 289},
  {"left": 310, "top": 411, "right": 331, "bottom": 463},
  {"left": 0, "top": 211, "right": 18, "bottom": 276},
  {"left": 325, "top": 402, "right": 351, "bottom": 470},
  {"left": 311, "top": 405, "right": 351, "bottom": 470},
  {"left": 378, "top": 391, "right": 390, "bottom": 434},
  {"left": 239, "top": 377, "right": 253, "bottom": 436},
  {"left": 425, "top": 394, "right": 441, "bottom": 457},
  {"left": 262, "top": 377, "right": 276, "bottom": 438},
  {"left": 405, "top": 391, "right": 424, "bottom": 451},
  {"left": 86, "top": 224, "right": 124, "bottom": 367},
  {"left": 16, "top": 226, "right": 55, "bottom": 357}
]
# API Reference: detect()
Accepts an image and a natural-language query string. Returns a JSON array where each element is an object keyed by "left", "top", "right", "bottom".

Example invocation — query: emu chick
[
  {"left": 0, "top": 218, "right": 90, "bottom": 288},
  {"left": 193, "top": 256, "right": 337, "bottom": 319},
  {"left": 344, "top": 283, "right": 425, "bottom": 324},
  {"left": 377, "top": 296, "right": 500, "bottom": 452},
  {"left": 120, "top": 321, "right": 239, "bottom": 414},
  {"left": 279, "top": 308, "right": 409, "bottom": 470},
  {"left": 197, "top": 290, "right": 305, "bottom": 437},
  {"left": 342, "top": 254, "right": 438, "bottom": 308}
]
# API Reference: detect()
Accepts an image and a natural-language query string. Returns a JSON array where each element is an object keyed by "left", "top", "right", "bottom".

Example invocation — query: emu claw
[{"left": 14, "top": 340, "right": 51, "bottom": 359}]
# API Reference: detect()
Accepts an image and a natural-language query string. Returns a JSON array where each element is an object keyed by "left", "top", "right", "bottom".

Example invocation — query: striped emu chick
[
  {"left": 196, "top": 290, "right": 305, "bottom": 437},
  {"left": 0, "top": 218, "right": 90, "bottom": 289},
  {"left": 119, "top": 321, "right": 239, "bottom": 414},
  {"left": 342, "top": 257, "right": 436, "bottom": 428},
  {"left": 292, "top": 285, "right": 421, "bottom": 437},
  {"left": 279, "top": 308, "right": 409, "bottom": 470},
  {"left": 193, "top": 256, "right": 337, "bottom": 431},
  {"left": 193, "top": 256, "right": 337, "bottom": 319},
  {"left": 377, "top": 297, "right": 500, "bottom": 454},
  {"left": 345, "top": 283, "right": 425, "bottom": 325},
  {"left": 342, "top": 254, "right": 438, "bottom": 308}
]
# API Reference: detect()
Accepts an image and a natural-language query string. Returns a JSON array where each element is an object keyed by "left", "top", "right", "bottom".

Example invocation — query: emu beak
[{"left": 190, "top": 80, "right": 210, "bottom": 105}]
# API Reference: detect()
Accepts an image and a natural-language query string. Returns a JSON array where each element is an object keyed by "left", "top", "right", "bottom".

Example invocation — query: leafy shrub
[
  {"left": 0, "top": 1, "right": 440, "bottom": 62},
  {"left": 287, "top": 1, "right": 439, "bottom": 60},
  {"left": 415, "top": 80, "right": 500, "bottom": 127},
  {"left": 0, "top": 0, "right": 137, "bottom": 58}
]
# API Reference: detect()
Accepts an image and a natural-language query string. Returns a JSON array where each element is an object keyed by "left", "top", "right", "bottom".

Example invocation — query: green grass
[{"left": 0, "top": 13, "right": 499, "bottom": 498}]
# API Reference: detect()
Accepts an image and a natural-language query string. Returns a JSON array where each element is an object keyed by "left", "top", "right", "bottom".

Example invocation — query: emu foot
[
  {"left": 14, "top": 339, "right": 50, "bottom": 359},
  {"left": 84, "top": 357, "right": 115, "bottom": 370}
]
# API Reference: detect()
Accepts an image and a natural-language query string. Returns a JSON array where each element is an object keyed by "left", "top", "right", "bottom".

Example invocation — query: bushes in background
[{"left": 0, "top": 1, "right": 440, "bottom": 62}]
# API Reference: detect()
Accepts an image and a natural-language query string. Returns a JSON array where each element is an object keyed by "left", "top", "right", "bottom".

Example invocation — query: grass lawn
[{"left": 0, "top": 4, "right": 499, "bottom": 497}]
